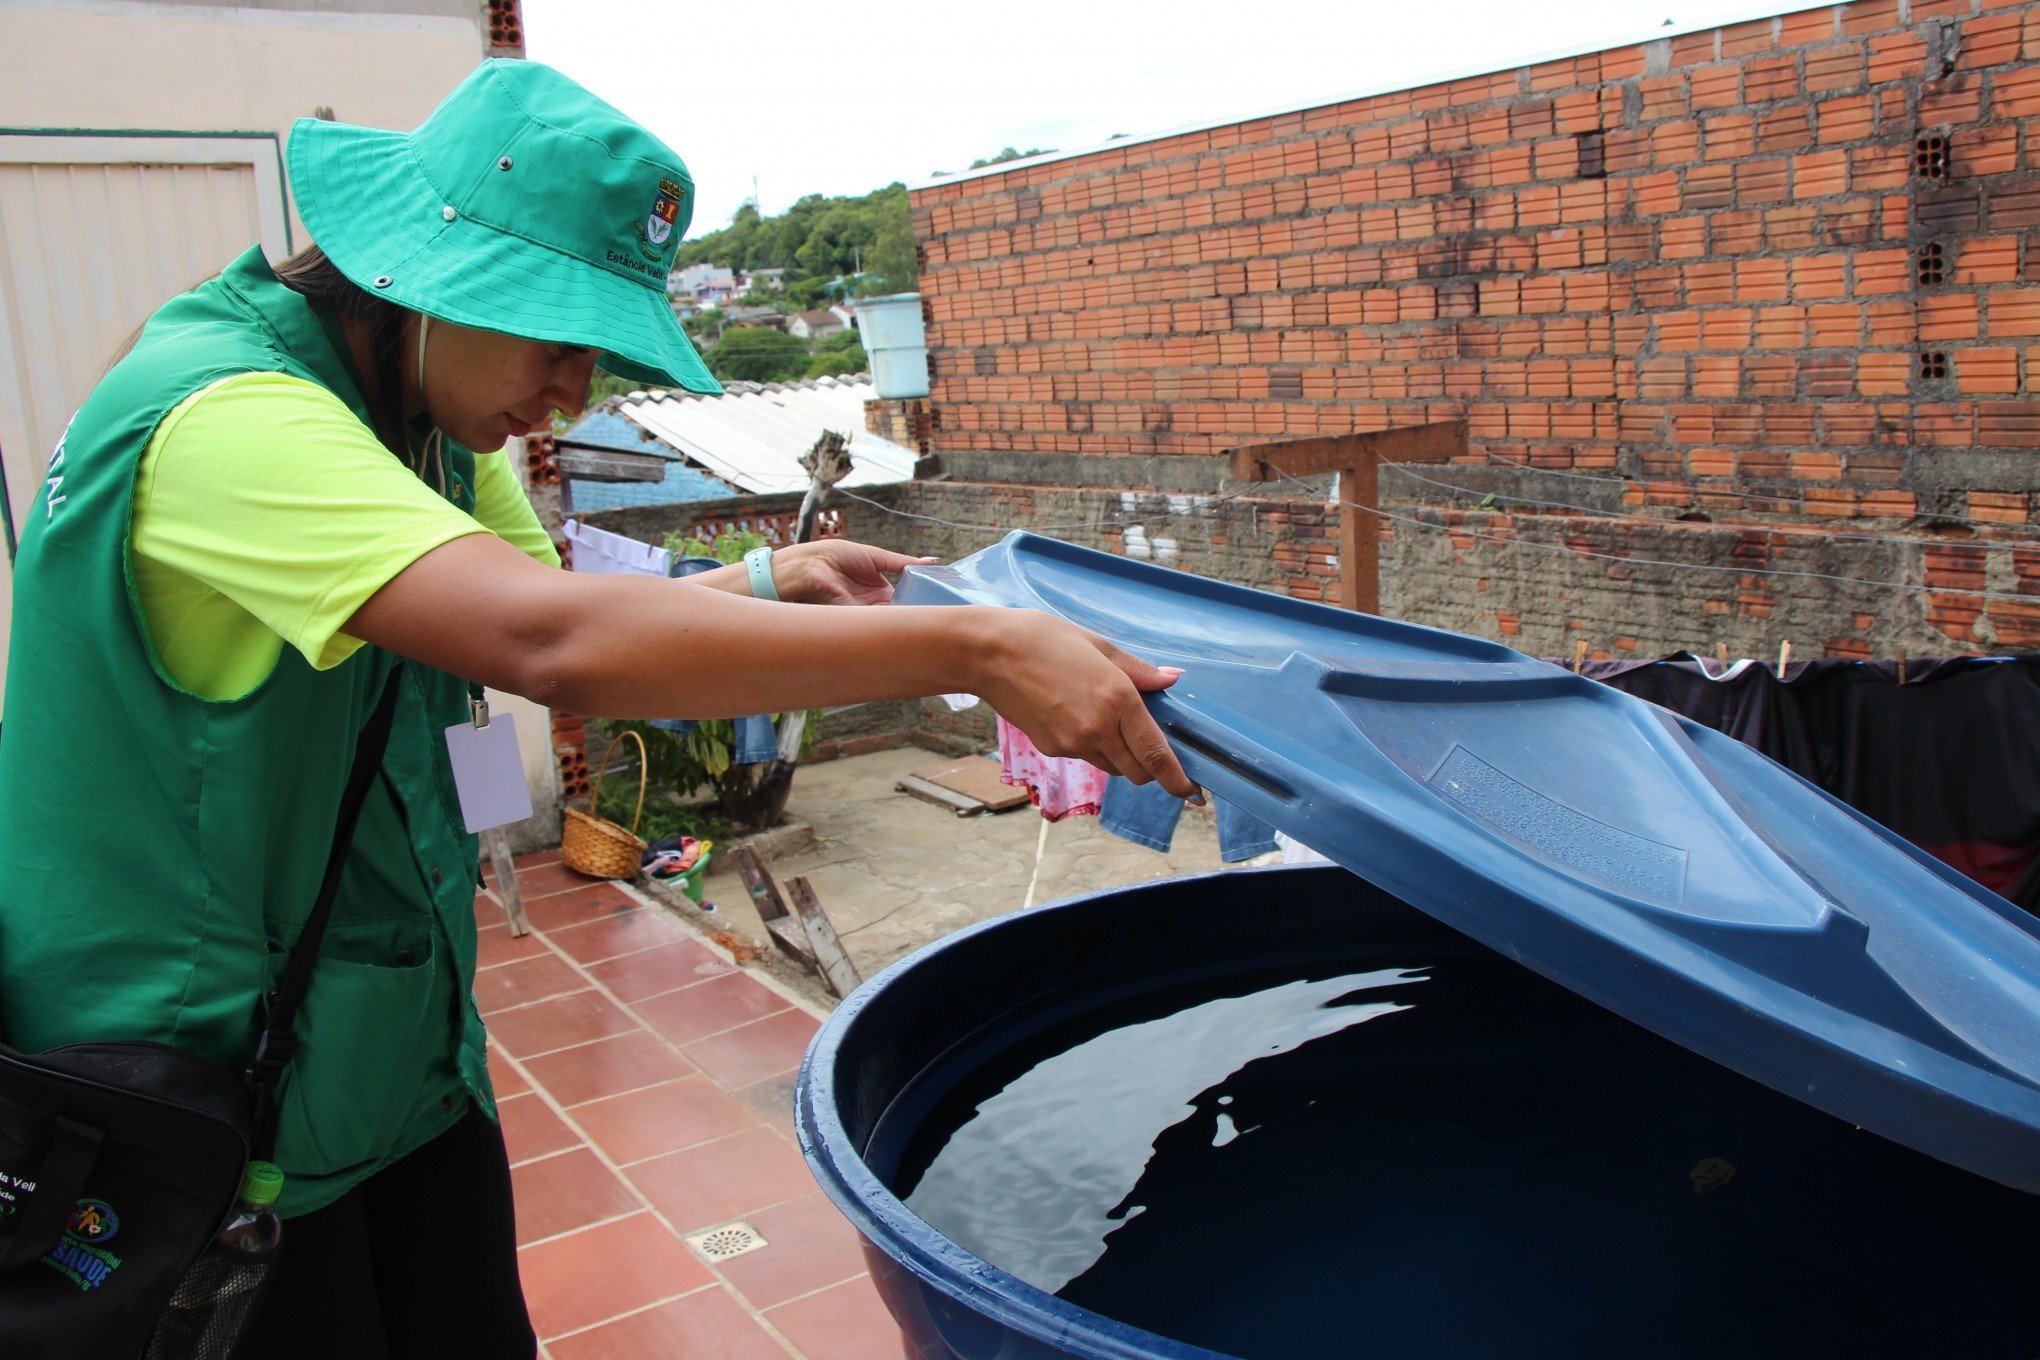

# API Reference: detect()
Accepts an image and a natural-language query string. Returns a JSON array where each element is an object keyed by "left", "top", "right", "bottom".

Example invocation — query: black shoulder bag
[{"left": 0, "top": 669, "right": 404, "bottom": 1359}]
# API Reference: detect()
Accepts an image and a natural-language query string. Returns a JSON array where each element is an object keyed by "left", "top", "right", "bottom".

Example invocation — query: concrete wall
[{"left": 908, "top": 0, "right": 2040, "bottom": 656}]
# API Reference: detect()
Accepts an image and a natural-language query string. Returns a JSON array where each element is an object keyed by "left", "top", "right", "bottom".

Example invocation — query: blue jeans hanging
[
  {"left": 1099, "top": 776, "right": 1279, "bottom": 863},
  {"left": 648, "top": 555, "right": 780, "bottom": 764}
]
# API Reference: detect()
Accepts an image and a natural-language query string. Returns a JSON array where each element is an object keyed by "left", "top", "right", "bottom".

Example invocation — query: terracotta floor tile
[
  {"left": 498, "top": 1093, "right": 583, "bottom": 1165},
  {"left": 509, "top": 1147, "right": 645, "bottom": 1247},
  {"left": 474, "top": 953, "right": 590, "bottom": 1016},
  {"left": 518, "top": 1213, "right": 713, "bottom": 1340},
  {"left": 546, "top": 1285, "right": 786, "bottom": 1360},
  {"left": 718, "top": 1193, "right": 871, "bottom": 1311},
  {"left": 521, "top": 1030, "right": 695, "bottom": 1108},
  {"left": 477, "top": 922, "right": 553, "bottom": 969},
  {"left": 764, "top": 1276, "right": 903, "bottom": 1360},
  {"left": 572, "top": 1076, "right": 759, "bottom": 1166},
  {"left": 635, "top": 974, "right": 791, "bottom": 1047},
  {"left": 682, "top": 1008, "right": 820, "bottom": 1090},
  {"left": 584, "top": 937, "right": 734, "bottom": 1002},
  {"left": 506, "top": 860, "right": 618, "bottom": 902},
  {"left": 520, "top": 881, "right": 645, "bottom": 933},
  {"left": 487, "top": 990, "right": 641, "bottom": 1059},
  {"left": 488, "top": 1043, "right": 531, "bottom": 1097},
  {"left": 546, "top": 907, "right": 691, "bottom": 966},
  {"left": 625, "top": 1126, "right": 819, "bottom": 1234},
  {"left": 487, "top": 848, "right": 561, "bottom": 886},
  {"left": 733, "top": 1073, "right": 800, "bottom": 1143},
  {"left": 476, "top": 889, "right": 507, "bottom": 928}
]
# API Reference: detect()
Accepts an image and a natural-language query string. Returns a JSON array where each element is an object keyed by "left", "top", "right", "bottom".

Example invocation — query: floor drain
[{"left": 686, "top": 1221, "right": 769, "bottom": 1262}]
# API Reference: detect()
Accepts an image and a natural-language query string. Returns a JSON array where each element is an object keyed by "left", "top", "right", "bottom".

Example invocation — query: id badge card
[{"left": 444, "top": 688, "right": 534, "bottom": 833}]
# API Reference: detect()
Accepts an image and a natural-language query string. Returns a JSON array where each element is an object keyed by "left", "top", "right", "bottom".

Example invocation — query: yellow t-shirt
[{"left": 131, "top": 372, "right": 559, "bottom": 700}]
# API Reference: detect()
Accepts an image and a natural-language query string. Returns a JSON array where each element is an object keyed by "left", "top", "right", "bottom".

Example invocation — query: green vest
[{"left": 0, "top": 247, "right": 496, "bottom": 1217}]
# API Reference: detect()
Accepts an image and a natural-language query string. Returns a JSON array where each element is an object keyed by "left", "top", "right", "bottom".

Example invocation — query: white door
[{"left": 0, "top": 133, "right": 291, "bottom": 716}]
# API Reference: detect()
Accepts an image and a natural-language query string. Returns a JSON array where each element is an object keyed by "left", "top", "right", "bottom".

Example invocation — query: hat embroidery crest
[{"left": 641, "top": 177, "right": 685, "bottom": 256}]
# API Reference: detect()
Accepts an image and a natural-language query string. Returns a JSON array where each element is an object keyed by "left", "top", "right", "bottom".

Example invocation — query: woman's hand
[
  {"left": 971, "top": 611, "right": 1195, "bottom": 797},
  {"left": 777, "top": 540, "right": 937, "bottom": 606}
]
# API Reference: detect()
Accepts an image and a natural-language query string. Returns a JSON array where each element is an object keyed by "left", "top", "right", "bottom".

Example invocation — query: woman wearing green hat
[{"left": 0, "top": 60, "right": 1190, "bottom": 1356}]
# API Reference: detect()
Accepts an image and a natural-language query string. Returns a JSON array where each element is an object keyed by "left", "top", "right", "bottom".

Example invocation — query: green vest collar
[{"left": 216, "top": 247, "right": 369, "bottom": 420}]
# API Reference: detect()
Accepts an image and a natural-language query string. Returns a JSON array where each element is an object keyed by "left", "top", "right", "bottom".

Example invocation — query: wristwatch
[{"left": 744, "top": 545, "right": 780, "bottom": 602}]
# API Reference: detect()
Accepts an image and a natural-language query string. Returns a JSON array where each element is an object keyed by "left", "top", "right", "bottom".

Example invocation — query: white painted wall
[{"left": 0, "top": 0, "right": 486, "bottom": 718}]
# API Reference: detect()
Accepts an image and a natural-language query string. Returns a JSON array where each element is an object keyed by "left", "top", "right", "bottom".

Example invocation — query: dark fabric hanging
[{"left": 1568, "top": 654, "right": 2040, "bottom": 911}]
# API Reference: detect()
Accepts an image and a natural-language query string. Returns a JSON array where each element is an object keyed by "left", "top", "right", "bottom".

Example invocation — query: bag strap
[
  {"left": 245, "top": 667, "right": 406, "bottom": 1159},
  {"left": 0, "top": 1116, "right": 103, "bottom": 1271}
]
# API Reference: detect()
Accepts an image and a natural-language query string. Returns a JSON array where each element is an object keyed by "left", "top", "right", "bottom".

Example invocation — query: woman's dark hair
[{"left": 272, "top": 244, "right": 415, "bottom": 461}]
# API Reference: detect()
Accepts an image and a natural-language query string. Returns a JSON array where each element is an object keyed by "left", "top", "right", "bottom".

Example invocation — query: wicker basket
[{"left": 561, "top": 730, "right": 649, "bottom": 880}]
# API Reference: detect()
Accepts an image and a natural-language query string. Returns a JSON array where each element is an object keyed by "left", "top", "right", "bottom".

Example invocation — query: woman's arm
[
  {"left": 344, "top": 532, "right": 1194, "bottom": 794},
  {"left": 673, "top": 540, "right": 933, "bottom": 606}
]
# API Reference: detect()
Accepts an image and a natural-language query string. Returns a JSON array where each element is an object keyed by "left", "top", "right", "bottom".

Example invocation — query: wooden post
[
  {"left": 480, "top": 827, "right": 531, "bottom": 937},
  {"left": 787, "top": 876, "right": 862, "bottom": 1000},
  {"left": 1226, "top": 421, "right": 1469, "bottom": 613},
  {"left": 728, "top": 844, "right": 817, "bottom": 968}
]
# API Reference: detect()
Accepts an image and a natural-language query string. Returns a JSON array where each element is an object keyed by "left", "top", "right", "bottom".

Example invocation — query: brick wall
[{"left": 909, "top": 0, "right": 2040, "bottom": 653}]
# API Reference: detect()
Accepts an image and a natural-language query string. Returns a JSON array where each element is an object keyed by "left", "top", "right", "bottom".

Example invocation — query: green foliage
[
  {"left": 594, "top": 766, "right": 732, "bottom": 847},
  {"left": 705, "top": 326, "right": 809, "bottom": 383},
  {"left": 669, "top": 525, "right": 770, "bottom": 564},
  {"left": 673, "top": 183, "right": 917, "bottom": 297},
  {"left": 968, "top": 146, "right": 1053, "bottom": 169},
  {"left": 806, "top": 343, "right": 866, "bottom": 379}
]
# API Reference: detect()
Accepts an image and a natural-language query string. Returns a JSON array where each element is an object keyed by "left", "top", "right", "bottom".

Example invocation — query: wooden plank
[
  {"left": 729, "top": 844, "right": 816, "bottom": 967},
  {"left": 788, "top": 876, "right": 862, "bottom": 999},
  {"left": 481, "top": 827, "right": 530, "bottom": 937},
  {"left": 896, "top": 774, "right": 987, "bottom": 817},
  {"left": 555, "top": 447, "right": 669, "bottom": 483},
  {"left": 910, "top": 758, "right": 1029, "bottom": 812},
  {"left": 1226, "top": 421, "right": 1468, "bottom": 481}
]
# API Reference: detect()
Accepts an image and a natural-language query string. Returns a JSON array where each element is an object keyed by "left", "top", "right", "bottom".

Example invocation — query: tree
[
  {"left": 968, "top": 146, "right": 1053, "bottom": 170},
  {"left": 864, "top": 186, "right": 917, "bottom": 294},
  {"left": 705, "top": 326, "right": 809, "bottom": 383},
  {"left": 806, "top": 329, "right": 867, "bottom": 378}
]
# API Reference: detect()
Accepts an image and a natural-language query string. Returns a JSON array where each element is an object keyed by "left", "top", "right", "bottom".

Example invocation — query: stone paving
[{"left": 694, "top": 746, "right": 1264, "bottom": 982}]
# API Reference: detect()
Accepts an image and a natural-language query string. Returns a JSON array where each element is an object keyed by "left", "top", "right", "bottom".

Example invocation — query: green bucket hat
[{"left": 288, "top": 59, "right": 720, "bottom": 394}]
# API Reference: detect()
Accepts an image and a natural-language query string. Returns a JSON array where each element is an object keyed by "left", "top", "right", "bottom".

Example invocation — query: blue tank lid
[{"left": 897, "top": 532, "right": 2040, "bottom": 1193}]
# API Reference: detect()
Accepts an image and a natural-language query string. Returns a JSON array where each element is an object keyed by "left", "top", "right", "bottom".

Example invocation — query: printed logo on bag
[
  {"left": 639, "top": 177, "right": 685, "bottom": 257},
  {"left": 67, "top": 1199, "right": 118, "bottom": 1244},
  {"left": 39, "top": 1199, "right": 124, "bottom": 1292}
]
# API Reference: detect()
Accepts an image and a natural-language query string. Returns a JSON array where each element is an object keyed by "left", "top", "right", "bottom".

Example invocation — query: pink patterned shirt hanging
[{"left": 996, "top": 716, "right": 1110, "bottom": 821}]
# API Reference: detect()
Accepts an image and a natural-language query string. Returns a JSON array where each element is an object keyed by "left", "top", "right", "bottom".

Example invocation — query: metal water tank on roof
[{"left": 854, "top": 293, "right": 929, "bottom": 399}]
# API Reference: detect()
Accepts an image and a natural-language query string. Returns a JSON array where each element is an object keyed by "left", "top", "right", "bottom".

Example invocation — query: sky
[{"left": 523, "top": 0, "right": 1789, "bottom": 242}]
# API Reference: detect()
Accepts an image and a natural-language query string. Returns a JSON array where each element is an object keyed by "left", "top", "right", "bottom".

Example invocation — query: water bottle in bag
[{"left": 145, "top": 1162, "right": 284, "bottom": 1359}]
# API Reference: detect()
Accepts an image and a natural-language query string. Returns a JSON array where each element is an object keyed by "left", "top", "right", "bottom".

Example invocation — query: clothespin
[
  {"left": 1897, "top": 649, "right": 1907, "bottom": 685},
  {"left": 1573, "top": 639, "right": 1587, "bottom": 675},
  {"left": 1716, "top": 642, "right": 1729, "bottom": 668},
  {"left": 1777, "top": 639, "right": 1792, "bottom": 674}
]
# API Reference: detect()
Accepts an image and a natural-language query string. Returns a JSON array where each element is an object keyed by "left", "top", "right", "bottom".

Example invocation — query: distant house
[
  {"left": 742, "top": 267, "right": 787, "bottom": 293},
  {"left": 668, "top": 262, "right": 736, "bottom": 305},
  {"left": 788, "top": 307, "right": 847, "bottom": 340},
  {"left": 722, "top": 305, "right": 787, "bottom": 331}
]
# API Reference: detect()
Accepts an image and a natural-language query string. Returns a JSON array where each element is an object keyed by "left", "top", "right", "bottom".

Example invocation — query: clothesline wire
[
  {"left": 1382, "top": 463, "right": 2040, "bottom": 557},
  {"left": 830, "top": 477, "right": 1266, "bottom": 535},
  {"left": 825, "top": 465, "right": 2035, "bottom": 604},
  {"left": 1263, "top": 465, "right": 2037, "bottom": 605},
  {"left": 1474, "top": 449, "right": 2040, "bottom": 540}
]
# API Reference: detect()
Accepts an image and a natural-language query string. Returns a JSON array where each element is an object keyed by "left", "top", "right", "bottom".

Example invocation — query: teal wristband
[{"left": 744, "top": 545, "right": 780, "bottom": 601}]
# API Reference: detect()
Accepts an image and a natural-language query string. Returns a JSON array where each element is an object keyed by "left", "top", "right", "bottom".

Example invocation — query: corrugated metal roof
[{"left": 617, "top": 375, "right": 917, "bottom": 496}]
